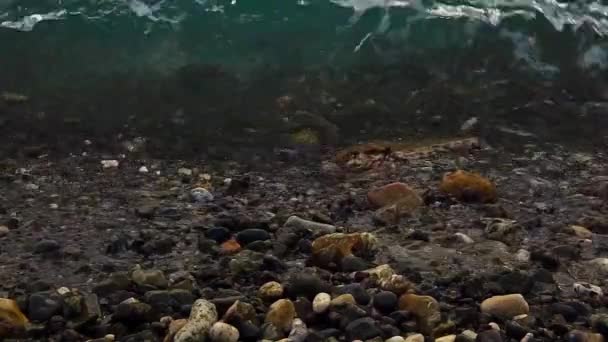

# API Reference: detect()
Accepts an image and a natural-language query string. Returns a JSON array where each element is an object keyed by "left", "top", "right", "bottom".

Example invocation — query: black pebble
[
  {"left": 345, "top": 317, "right": 381, "bottom": 341},
  {"left": 336, "top": 284, "right": 370, "bottom": 305},
  {"left": 340, "top": 255, "right": 369, "bottom": 272},
  {"left": 236, "top": 228, "right": 271, "bottom": 246},
  {"left": 28, "top": 292, "right": 62, "bottom": 322},
  {"left": 34, "top": 240, "right": 61, "bottom": 254},
  {"left": 205, "top": 227, "right": 232, "bottom": 243},
  {"left": 373, "top": 291, "right": 398, "bottom": 314},
  {"left": 550, "top": 303, "right": 579, "bottom": 322}
]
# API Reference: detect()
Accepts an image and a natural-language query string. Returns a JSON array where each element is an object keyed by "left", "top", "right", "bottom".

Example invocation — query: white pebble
[
  {"left": 574, "top": 282, "right": 603, "bottom": 297},
  {"left": 138, "top": 166, "right": 149, "bottom": 173},
  {"left": 515, "top": 249, "right": 530, "bottom": 262},
  {"left": 404, "top": 334, "right": 424, "bottom": 342},
  {"left": 24, "top": 183, "right": 39, "bottom": 190},
  {"left": 178, "top": 168, "right": 192, "bottom": 176},
  {"left": 454, "top": 232, "right": 474, "bottom": 244},
  {"left": 489, "top": 322, "right": 500, "bottom": 330},
  {"left": 208, "top": 322, "right": 239, "bottom": 342},
  {"left": 386, "top": 336, "right": 406, "bottom": 342},
  {"left": 0, "top": 225, "right": 9, "bottom": 237},
  {"left": 312, "top": 292, "right": 331, "bottom": 314},
  {"left": 101, "top": 160, "right": 119, "bottom": 168},
  {"left": 190, "top": 187, "right": 214, "bottom": 202},
  {"left": 49, "top": 203, "right": 58, "bottom": 209},
  {"left": 104, "top": 334, "right": 115, "bottom": 342},
  {"left": 57, "top": 287, "right": 70, "bottom": 295}
]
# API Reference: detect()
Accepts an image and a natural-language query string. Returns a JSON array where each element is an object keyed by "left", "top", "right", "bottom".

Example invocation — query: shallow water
[{"left": 0, "top": 0, "right": 607, "bottom": 155}]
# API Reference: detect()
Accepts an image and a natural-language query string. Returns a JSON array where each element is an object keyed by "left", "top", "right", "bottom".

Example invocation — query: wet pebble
[
  {"left": 259, "top": 281, "right": 284, "bottom": 301},
  {"left": 481, "top": 294, "right": 529, "bottom": 319},
  {"left": 373, "top": 291, "right": 398, "bottom": 314},
  {"left": 345, "top": 317, "right": 381, "bottom": 341},
  {"left": 236, "top": 228, "right": 271, "bottom": 246},
  {"left": 209, "top": 322, "right": 239, "bottom": 342},
  {"left": 336, "top": 284, "right": 370, "bottom": 305},
  {"left": 34, "top": 240, "right": 61, "bottom": 254},
  {"left": 312, "top": 292, "right": 331, "bottom": 314},
  {"left": 266, "top": 299, "right": 295, "bottom": 333},
  {"left": 174, "top": 299, "right": 218, "bottom": 342}
]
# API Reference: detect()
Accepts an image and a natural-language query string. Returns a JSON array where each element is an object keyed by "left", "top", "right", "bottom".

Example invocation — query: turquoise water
[{"left": 0, "top": 0, "right": 608, "bottom": 155}]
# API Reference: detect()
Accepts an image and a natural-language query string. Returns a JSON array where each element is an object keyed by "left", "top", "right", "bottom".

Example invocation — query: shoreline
[{"left": 1, "top": 136, "right": 607, "bottom": 341}]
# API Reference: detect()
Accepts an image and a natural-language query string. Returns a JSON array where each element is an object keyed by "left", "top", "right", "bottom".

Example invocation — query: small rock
[
  {"left": 398, "top": 294, "right": 441, "bottom": 334},
  {"left": 190, "top": 187, "right": 214, "bottom": 203},
  {"left": 439, "top": 170, "right": 497, "bottom": 203},
  {"left": 138, "top": 166, "right": 149, "bottom": 173},
  {"left": 28, "top": 292, "right": 62, "bottom": 322},
  {"left": 436, "top": 335, "right": 456, "bottom": 342},
  {"left": 165, "top": 319, "right": 188, "bottom": 342},
  {"left": 454, "top": 232, "right": 474, "bottom": 244},
  {"left": 220, "top": 239, "right": 242, "bottom": 255},
  {"left": 265, "top": 299, "right": 296, "bottom": 333},
  {"left": 205, "top": 227, "right": 232, "bottom": 243},
  {"left": 229, "top": 250, "right": 264, "bottom": 275},
  {"left": 345, "top": 317, "right": 381, "bottom": 341},
  {"left": 458, "top": 330, "right": 477, "bottom": 341},
  {"left": 481, "top": 294, "right": 529, "bottom": 319},
  {"left": 570, "top": 225, "right": 593, "bottom": 239},
  {"left": 367, "top": 182, "right": 423, "bottom": 209},
  {"left": 174, "top": 299, "right": 218, "bottom": 342},
  {"left": 386, "top": 336, "right": 406, "bottom": 342},
  {"left": 592, "top": 314, "right": 608, "bottom": 336},
  {"left": 259, "top": 282, "right": 284, "bottom": 301},
  {"left": 330, "top": 294, "right": 356, "bottom": 309},
  {"left": 286, "top": 273, "right": 331, "bottom": 300},
  {"left": 404, "top": 334, "right": 425, "bottom": 342},
  {"left": 341, "top": 255, "right": 369, "bottom": 272},
  {"left": 0, "top": 226, "right": 9, "bottom": 237},
  {"left": 336, "top": 284, "right": 371, "bottom": 305},
  {"left": 222, "top": 300, "right": 256, "bottom": 323},
  {"left": 236, "top": 229, "right": 271, "bottom": 246},
  {"left": 135, "top": 205, "right": 156, "bottom": 219},
  {"left": 93, "top": 272, "right": 131, "bottom": 296},
  {"left": 101, "top": 160, "right": 119, "bottom": 168},
  {"left": 113, "top": 298, "right": 152, "bottom": 323},
  {"left": 574, "top": 282, "right": 603, "bottom": 298},
  {"left": 516, "top": 249, "right": 530, "bottom": 262},
  {"left": 132, "top": 267, "right": 168, "bottom": 289},
  {"left": 484, "top": 219, "right": 524, "bottom": 246},
  {"left": 209, "top": 322, "right": 239, "bottom": 342},
  {"left": 475, "top": 329, "right": 503, "bottom": 341},
  {"left": 311, "top": 232, "right": 377, "bottom": 268},
  {"left": 0, "top": 298, "right": 28, "bottom": 336},
  {"left": 567, "top": 330, "right": 604, "bottom": 342},
  {"left": 284, "top": 215, "right": 336, "bottom": 235},
  {"left": 312, "top": 293, "right": 331, "bottom": 314},
  {"left": 288, "top": 318, "right": 308, "bottom": 342},
  {"left": 178, "top": 168, "right": 193, "bottom": 177},
  {"left": 373, "top": 291, "right": 398, "bottom": 314},
  {"left": 34, "top": 240, "right": 61, "bottom": 254}
]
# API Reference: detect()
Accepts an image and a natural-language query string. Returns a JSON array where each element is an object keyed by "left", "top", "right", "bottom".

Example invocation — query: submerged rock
[
  {"left": 439, "top": 170, "right": 497, "bottom": 203},
  {"left": 174, "top": 299, "right": 218, "bottom": 342},
  {"left": 367, "top": 182, "right": 423, "bottom": 209}
]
